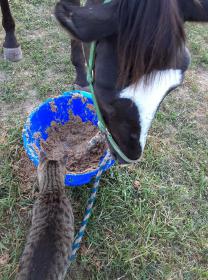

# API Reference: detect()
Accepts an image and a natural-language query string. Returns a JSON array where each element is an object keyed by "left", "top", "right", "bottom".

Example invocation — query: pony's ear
[{"left": 55, "top": 0, "right": 118, "bottom": 42}]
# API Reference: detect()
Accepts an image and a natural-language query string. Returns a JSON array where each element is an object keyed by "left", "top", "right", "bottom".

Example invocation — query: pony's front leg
[
  {"left": 68, "top": 0, "right": 88, "bottom": 90},
  {"left": 71, "top": 39, "right": 89, "bottom": 91},
  {"left": 1, "top": 0, "right": 22, "bottom": 61}
]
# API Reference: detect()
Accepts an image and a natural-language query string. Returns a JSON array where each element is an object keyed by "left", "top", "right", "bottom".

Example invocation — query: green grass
[{"left": 0, "top": 1, "right": 208, "bottom": 279}]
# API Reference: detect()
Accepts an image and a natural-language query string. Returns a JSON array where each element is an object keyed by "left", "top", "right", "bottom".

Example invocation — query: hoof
[
  {"left": 74, "top": 84, "right": 90, "bottom": 93},
  {"left": 3, "top": 46, "right": 23, "bottom": 62}
]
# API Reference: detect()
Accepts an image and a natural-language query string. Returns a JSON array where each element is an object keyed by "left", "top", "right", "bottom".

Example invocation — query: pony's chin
[
  {"left": 110, "top": 149, "right": 140, "bottom": 165},
  {"left": 107, "top": 140, "right": 141, "bottom": 164}
]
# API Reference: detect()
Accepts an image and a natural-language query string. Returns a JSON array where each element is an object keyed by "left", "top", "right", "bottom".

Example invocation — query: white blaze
[{"left": 120, "top": 69, "right": 183, "bottom": 150}]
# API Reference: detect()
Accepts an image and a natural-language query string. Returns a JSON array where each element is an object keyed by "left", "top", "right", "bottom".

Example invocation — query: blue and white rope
[{"left": 69, "top": 150, "right": 112, "bottom": 262}]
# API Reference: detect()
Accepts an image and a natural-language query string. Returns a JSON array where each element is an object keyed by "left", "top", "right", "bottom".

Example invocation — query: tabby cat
[{"left": 16, "top": 152, "right": 74, "bottom": 280}]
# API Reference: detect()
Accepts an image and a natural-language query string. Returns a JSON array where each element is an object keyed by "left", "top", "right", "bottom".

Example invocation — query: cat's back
[{"left": 16, "top": 190, "right": 74, "bottom": 280}]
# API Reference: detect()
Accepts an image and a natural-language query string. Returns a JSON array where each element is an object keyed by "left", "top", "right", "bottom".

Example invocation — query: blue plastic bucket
[{"left": 22, "top": 90, "right": 114, "bottom": 187}]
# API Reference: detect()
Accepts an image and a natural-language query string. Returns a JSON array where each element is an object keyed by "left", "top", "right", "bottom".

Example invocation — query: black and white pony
[
  {"left": 1, "top": 0, "right": 208, "bottom": 163},
  {"left": 55, "top": 0, "right": 208, "bottom": 163}
]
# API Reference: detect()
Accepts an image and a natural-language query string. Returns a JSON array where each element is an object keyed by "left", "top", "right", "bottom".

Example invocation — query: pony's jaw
[{"left": 120, "top": 69, "right": 183, "bottom": 152}]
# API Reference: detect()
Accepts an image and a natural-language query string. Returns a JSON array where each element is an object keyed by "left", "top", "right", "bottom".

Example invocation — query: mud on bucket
[{"left": 22, "top": 90, "right": 114, "bottom": 187}]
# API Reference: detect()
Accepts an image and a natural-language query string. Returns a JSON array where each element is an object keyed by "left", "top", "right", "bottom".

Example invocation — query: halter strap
[{"left": 86, "top": 0, "right": 138, "bottom": 164}]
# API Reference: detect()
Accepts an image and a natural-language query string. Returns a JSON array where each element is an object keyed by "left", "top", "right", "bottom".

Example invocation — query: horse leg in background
[
  {"left": 71, "top": 39, "right": 89, "bottom": 91},
  {"left": 1, "top": 0, "right": 22, "bottom": 61},
  {"left": 70, "top": 0, "right": 99, "bottom": 91},
  {"left": 69, "top": 0, "right": 88, "bottom": 91}
]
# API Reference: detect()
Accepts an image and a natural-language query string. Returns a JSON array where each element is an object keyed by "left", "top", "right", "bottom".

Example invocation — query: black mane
[{"left": 117, "top": 0, "right": 186, "bottom": 87}]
